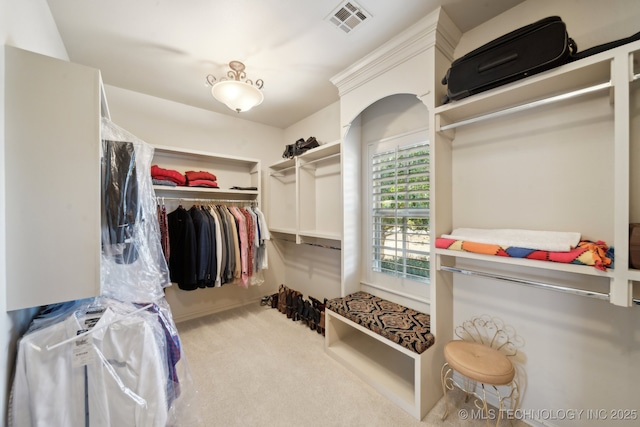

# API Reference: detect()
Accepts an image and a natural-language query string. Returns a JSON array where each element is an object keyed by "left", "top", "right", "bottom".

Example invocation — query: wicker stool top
[{"left": 444, "top": 340, "right": 515, "bottom": 385}]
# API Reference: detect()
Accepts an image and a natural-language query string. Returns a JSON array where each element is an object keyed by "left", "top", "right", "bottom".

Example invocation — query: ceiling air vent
[{"left": 327, "top": 1, "right": 370, "bottom": 33}]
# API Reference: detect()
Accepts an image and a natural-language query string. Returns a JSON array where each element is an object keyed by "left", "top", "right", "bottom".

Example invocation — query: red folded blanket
[{"left": 436, "top": 237, "right": 613, "bottom": 271}]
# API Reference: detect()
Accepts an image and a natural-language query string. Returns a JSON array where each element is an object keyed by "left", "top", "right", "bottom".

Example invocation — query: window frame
[{"left": 363, "top": 129, "right": 430, "bottom": 295}]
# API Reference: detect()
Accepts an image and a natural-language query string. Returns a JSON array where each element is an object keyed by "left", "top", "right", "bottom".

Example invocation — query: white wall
[
  {"left": 104, "top": 85, "right": 287, "bottom": 321},
  {"left": 450, "top": 1, "right": 640, "bottom": 426},
  {"left": 1, "top": 0, "right": 70, "bottom": 423},
  {"left": 283, "top": 101, "right": 341, "bottom": 147}
]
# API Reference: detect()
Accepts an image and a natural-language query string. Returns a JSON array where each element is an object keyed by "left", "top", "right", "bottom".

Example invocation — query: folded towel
[{"left": 441, "top": 228, "right": 581, "bottom": 252}]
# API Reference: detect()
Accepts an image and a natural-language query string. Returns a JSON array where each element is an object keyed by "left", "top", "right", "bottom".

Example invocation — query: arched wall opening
[{"left": 342, "top": 93, "right": 430, "bottom": 313}]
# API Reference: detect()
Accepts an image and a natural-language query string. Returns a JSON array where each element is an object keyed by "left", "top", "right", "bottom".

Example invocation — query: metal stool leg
[{"left": 440, "top": 363, "right": 454, "bottom": 421}]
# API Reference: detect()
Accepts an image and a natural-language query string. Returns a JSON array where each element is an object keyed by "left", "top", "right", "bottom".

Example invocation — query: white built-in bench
[{"left": 324, "top": 291, "right": 440, "bottom": 420}]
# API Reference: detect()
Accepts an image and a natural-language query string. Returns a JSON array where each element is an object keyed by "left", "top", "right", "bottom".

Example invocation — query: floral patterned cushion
[{"left": 326, "top": 291, "right": 435, "bottom": 354}]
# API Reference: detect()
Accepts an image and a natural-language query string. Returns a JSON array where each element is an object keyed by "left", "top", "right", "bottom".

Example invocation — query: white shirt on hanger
[{"left": 11, "top": 306, "right": 168, "bottom": 427}]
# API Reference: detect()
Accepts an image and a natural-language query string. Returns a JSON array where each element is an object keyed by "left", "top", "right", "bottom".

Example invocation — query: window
[{"left": 369, "top": 138, "right": 430, "bottom": 284}]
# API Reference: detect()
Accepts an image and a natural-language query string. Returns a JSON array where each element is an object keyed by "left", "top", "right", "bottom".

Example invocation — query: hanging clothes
[
  {"left": 214, "top": 205, "right": 232, "bottom": 284},
  {"left": 167, "top": 206, "right": 198, "bottom": 290},
  {"left": 223, "top": 206, "right": 242, "bottom": 281},
  {"left": 229, "top": 206, "right": 249, "bottom": 287},
  {"left": 161, "top": 202, "right": 269, "bottom": 290},
  {"left": 100, "top": 119, "right": 171, "bottom": 303},
  {"left": 188, "top": 205, "right": 213, "bottom": 287},
  {"left": 10, "top": 299, "right": 173, "bottom": 427},
  {"left": 201, "top": 207, "right": 218, "bottom": 287},
  {"left": 253, "top": 206, "right": 270, "bottom": 270},
  {"left": 157, "top": 202, "right": 170, "bottom": 263},
  {"left": 102, "top": 140, "right": 140, "bottom": 264},
  {"left": 207, "top": 206, "right": 224, "bottom": 287},
  {"left": 10, "top": 118, "right": 198, "bottom": 427}
]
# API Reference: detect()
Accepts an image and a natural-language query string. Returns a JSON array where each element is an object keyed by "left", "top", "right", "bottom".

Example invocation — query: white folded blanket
[{"left": 441, "top": 228, "right": 581, "bottom": 252}]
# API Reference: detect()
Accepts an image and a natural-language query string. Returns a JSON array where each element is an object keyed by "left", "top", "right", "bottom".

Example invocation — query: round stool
[{"left": 441, "top": 340, "right": 517, "bottom": 426}]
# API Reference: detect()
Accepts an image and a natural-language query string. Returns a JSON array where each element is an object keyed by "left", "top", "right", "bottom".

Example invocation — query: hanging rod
[
  {"left": 269, "top": 165, "right": 296, "bottom": 176},
  {"left": 303, "top": 242, "right": 341, "bottom": 250},
  {"left": 439, "top": 265, "right": 613, "bottom": 301},
  {"left": 439, "top": 81, "right": 612, "bottom": 132},
  {"left": 273, "top": 235, "right": 341, "bottom": 251},
  {"left": 158, "top": 196, "right": 257, "bottom": 205},
  {"left": 299, "top": 152, "right": 341, "bottom": 167},
  {"left": 442, "top": 265, "right": 640, "bottom": 305}
]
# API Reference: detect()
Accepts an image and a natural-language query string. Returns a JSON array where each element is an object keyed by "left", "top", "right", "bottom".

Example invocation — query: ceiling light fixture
[{"left": 206, "top": 61, "right": 264, "bottom": 113}]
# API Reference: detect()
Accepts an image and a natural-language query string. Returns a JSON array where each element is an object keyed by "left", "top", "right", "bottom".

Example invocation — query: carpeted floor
[{"left": 176, "top": 303, "right": 527, "bottom": 427}]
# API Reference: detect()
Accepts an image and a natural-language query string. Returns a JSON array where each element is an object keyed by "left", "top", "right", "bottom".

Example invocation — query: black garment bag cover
[{"left": 442, "top": 16, "right": 576, "bottom": 103}]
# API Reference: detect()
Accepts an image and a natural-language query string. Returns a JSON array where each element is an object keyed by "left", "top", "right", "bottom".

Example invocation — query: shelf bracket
[{"left": 435, "top": 114, "right": 455, "bottom": 140}]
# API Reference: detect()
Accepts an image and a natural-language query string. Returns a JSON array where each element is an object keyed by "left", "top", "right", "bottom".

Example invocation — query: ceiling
[{"left": 46, "top": 0, "right": 524, "bottom": 129}]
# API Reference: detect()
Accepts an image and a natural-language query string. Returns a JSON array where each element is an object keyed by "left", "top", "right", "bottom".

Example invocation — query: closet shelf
[
  {"left": 626, "top": 269, "right": 640, "bottom": 282},
  {"left": 153, "top": 144, "right": 260, "bottom": 166},
  {"left": 268, "top": 139, "right": 342, "bottom": 246},
  {"left": 435, "top": 248, "right": 613, "bottom": 278},
  {"left": 299, "top": 152, "right": 341, "bottom": 167},
  {"left": 299, "top": 230, "right": 342, "bottom": 241},
  {"left": 269, "top": 157, "right": 296, "bottom": 171},
  {"left": 153, "top": 185, "right": 258, "bottom": 197},
  {"left": 269, "top": 165, "right": 296, "bottom": 176},
  {"left": 432, "top": 40, "right": 640, "bottom": 307},
  {"left": 434, "top": 53, "right": 614, "bottom": 132},
  {"left": 298, "top": 139, "right": 341, "bottom": 161},
  {"left": 269, "top": 227, "right": 297, "bottom": 236},
  {"left": 439, "top": 81, "right": 612, "bottom": 131},
  {"left": 152, "top": 144, "right": 261, "bottom": 207}
]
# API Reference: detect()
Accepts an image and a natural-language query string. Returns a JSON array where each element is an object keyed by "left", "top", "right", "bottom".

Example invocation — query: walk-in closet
[{"left": 3, "top": 0, "right": 640, "bottom": 426}]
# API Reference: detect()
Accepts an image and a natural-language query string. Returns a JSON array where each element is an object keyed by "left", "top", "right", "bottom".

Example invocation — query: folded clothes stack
[
  {"left": 185, "top": 170, "right": 218, "bottom": 188},
  {"left": 151, "top": 166, "right": 220, "bottom": 188},
  {"left": 436, "top": 227, "right": 613, "bottom": 271},
  {"left": 440, "top": 228, "right": 581, "bottom": 252},
  {"left": 151, "top": 165, "right": 186, "bottom": 186}
]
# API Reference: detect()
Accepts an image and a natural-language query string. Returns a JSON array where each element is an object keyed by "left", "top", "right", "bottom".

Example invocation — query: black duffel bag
[{"left": 282, "top": 137, "right": 319, "bottom": 159}]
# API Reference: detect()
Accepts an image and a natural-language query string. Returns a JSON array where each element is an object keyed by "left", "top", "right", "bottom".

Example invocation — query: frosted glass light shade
[{"left": 211, "top": 80, "right": 264, "bottom": 113}]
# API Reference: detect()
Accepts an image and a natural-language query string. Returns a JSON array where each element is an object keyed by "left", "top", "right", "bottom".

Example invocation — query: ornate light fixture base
[{"left": 206, "top": 61, "right": 264, "bottom": 113}]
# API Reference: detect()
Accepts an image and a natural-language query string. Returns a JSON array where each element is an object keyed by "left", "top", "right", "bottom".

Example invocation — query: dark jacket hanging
[
  {"left": 167, "top": 206, "right": 198, "bottom": 290},
  {"left": 101, "top": 140, "right": 139, "bottom": 264}
]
